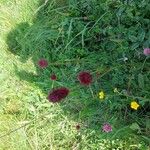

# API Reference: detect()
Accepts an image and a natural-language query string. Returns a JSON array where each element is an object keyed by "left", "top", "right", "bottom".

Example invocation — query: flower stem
[
  {"left": 51, "top": 80, "right": 54, "bottom": 89},
  {"left": 89, "top": 86, "right": 94, "bottom": 98},
  {"left": 141, "top": 57, "right": 148, "bottom": 73}
]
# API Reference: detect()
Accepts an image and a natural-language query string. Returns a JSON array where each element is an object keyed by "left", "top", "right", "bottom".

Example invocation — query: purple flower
[
  {"left": 75, "top": 124, "right": 81, "bottom": 130},
  {"left": 50, "top": 74, "right": 57, "bottom": 80},
  {"left": 78, "top": 71, "right": 92, "bottom": 86},
  {"left": 102, "top": 123, "right": 112, "bottom": 133},
  {"left": 38, "top": 59, "right": 48, "bottom": 68},
  {"left": 48, "top": 87, "right": 69, "bottom": 103},
  {"left": 143, "top": 48, "right": 150, "bottom": 56}
]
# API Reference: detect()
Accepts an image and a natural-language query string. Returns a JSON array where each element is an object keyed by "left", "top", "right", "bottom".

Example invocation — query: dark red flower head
[
  {"left": 78, "top": 71, "right": 92, "bottom": 86},
  {"left": 48, "top": 87, "right": 69, "bottom": 103},
  {"left": 50, "top": 74, "right": 57, "bottom": 80},
  {"left": 76, "top": 124, "right": 81, "bottom": 130},
  {"left": 38, "top": 59, "right": 48, "bottom": 68}
]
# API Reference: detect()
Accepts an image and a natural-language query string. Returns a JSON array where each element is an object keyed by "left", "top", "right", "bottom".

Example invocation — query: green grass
[{"left": 0, "top": 0, "right": 150, "bottom": 149}]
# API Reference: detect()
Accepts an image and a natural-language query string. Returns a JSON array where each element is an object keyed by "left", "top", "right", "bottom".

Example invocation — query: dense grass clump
[{"left": 0, "top": 0, "right": 150, "bottom": 149}]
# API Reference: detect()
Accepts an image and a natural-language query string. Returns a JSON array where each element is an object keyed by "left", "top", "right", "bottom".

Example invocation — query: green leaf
[
  {"left": 146, "top": 119, "right": 150, "bottom": 130},
  {"left": 128, "top": 35, "right": 137, "bottom": 42},
  {"left": 130, "top": 123, "right": 141, "bottom": 131},
  {"left": 138, "top": 73, "right": 144, "bottom": 89},
  {"left": 116, "top": 7, "right": 125, "bottom": 17},
  {"left": 138, "top": 29, "right": 145, "bottom": 42},
  {"left": 131, "top": 42, "right": 139, "bottom": 50}
]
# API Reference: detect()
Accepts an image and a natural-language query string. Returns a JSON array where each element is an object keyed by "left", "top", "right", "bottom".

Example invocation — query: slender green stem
[
  {"left": 51, "top": 80, "right": 54, "bottom": 89},
  {"left": 141, "top": 57, "right": 148, "bottom": 73},
  {"left": 89, "top": 85, "right": 94, "bottom": 98}
]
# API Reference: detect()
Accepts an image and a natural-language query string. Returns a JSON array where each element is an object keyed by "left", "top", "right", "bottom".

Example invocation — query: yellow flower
[
  {"left": 130, "top": 101, "right": 140, "bottom": 110},
  {"left": 99, "top": 91, "right": 105, "bottom": 99}
]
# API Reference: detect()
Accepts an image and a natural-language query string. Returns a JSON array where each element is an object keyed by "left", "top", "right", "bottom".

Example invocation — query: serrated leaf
[{"left": 138, "top": 73, "right": 144, "bottom": 89}]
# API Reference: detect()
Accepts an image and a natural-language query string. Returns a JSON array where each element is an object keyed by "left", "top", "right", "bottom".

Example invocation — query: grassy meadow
[{"left": 0, "top": 0, "right": 150, "bottom": 149}]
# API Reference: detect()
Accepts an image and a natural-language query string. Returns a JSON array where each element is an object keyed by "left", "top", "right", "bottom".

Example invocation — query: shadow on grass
[
  {"left": 6, "top": 0, "right": 150, "bottom": 144},
  {"left": 6, "top": 0, "right": 108, "bottom": 126}
]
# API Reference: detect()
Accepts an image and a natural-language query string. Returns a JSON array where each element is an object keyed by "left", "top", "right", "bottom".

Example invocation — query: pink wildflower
[
  {"left": 143, "top": 48, "right": 150, "bottom": 56},
  {"left": 102, "top": 123, "right": 112, "bottom": 133}
]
